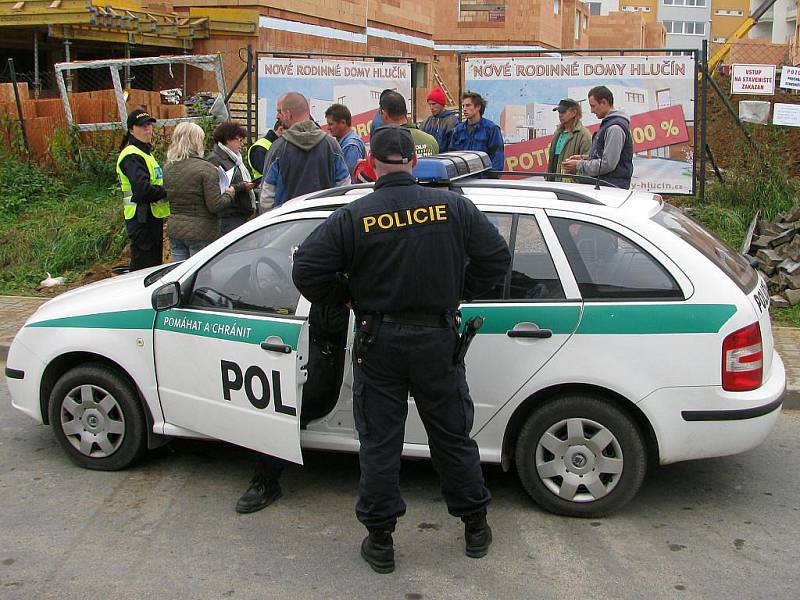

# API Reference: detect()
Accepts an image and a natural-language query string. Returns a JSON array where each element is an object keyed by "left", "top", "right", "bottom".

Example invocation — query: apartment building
[{"left": 749, "top": 0, "right": 797, "bottom": 43}]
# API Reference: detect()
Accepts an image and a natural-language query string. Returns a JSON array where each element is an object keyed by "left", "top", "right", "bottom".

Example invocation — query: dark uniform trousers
[
  {"left": 353, "top": 319, "right": 491, "bottom": 531},
  {"left": 126, "top": 213, "right": 164, "bottom": 271}
]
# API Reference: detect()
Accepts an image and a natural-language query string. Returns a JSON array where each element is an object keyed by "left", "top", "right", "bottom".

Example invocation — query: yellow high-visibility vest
[
  {"left": 116, "top": 144, "right": 169, "bottom": 220},
  {"left": 247, "top": 137, "right": 272, "bottom": 179}
]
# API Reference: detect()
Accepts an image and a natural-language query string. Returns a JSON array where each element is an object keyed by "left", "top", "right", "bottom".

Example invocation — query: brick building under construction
[{"left": 0, "top": 0, "right": 671, "bottom": 105}]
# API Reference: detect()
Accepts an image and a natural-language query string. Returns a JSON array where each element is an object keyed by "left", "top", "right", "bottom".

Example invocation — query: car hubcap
[
  {"left": 60, "top": 384, "right": 125, "bottom": 458},
  {"left": 535, "top": 417, "right": 623, "bottom": 503}
]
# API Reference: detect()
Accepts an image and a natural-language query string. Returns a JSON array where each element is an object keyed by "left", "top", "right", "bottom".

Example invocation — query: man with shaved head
[
  {"left": 258, "top": 91, "right": 350, "bottom": 210},
  {"left": 236, "top": 92, "right": 351, "bottom": 515}
]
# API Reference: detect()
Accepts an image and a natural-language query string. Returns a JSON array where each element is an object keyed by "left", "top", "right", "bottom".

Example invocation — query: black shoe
[
  {"left": 235, "top": 477, "right": 282, "bottom": 514},
  {"left": 360, "top": 530, "right": 395, "bottom": 574},
  {"left": 463, "top": 511, "right": 492, "bottom": 558}
]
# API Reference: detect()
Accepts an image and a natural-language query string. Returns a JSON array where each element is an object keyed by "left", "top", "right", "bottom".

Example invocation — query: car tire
[
  {"left": 48, "top": 362, "right": 147, "bottom": 471},
  {"left": 515, "top": 395, "right": 647, "bottom": 518}
]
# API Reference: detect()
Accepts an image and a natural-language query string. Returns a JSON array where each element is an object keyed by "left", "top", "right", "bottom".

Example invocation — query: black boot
[
  {"left": 235, "top": 476, "right": 282, "bottom": 514},
  {"left": 462, "top": 511, "right": 492, "bottom": 558},
  {"left": 360, "top": 529, "right": 395, "bottom": 574}
]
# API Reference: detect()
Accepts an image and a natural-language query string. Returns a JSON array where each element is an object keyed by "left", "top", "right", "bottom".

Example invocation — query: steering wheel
[
  {"left": 193, "top": 286, "right": 236, "bottom": 309},
  {"left": 249, "top": 255, "right": 290, "bottom": 304}
]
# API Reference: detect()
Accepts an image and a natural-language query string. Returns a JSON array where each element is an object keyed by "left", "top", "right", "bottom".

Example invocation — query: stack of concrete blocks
[{"left": 748, "top": 206, "right": 800, "bottom": 307}]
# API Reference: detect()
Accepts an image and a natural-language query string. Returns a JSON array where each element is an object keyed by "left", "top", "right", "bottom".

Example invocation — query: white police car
[{"left": 5, "top": 153, "right": 784, "bottom": 517}]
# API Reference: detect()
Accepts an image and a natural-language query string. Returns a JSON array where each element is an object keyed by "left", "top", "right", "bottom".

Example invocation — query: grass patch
[
  {"left": 0, "top": 163, "right": 125, "bottom": 295},
  {"left": 677, "top": 134, "right": 800, "bottom": 328}
]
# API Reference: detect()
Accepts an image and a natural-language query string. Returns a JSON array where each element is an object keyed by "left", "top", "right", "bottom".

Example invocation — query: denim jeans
[{"left": 169, "top": 239, "right": 208, "bottom": 262}]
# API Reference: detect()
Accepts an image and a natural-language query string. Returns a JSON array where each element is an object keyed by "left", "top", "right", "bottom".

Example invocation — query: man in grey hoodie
[
  {"left": 259, "top": 92, "right": 351, "bottom": 210},
  {"left": 563, "top": 86, "right": 634, "bottom": 189}
]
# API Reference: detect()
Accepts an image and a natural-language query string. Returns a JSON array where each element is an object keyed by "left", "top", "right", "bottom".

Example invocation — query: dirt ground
[{"left": 706, "top": 73, "right": 800, "bottom": 173}]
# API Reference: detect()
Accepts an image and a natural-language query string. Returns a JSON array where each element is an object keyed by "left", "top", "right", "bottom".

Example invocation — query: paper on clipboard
[{"left": 217, "top": 165, "right": 235, "bottom": 193}]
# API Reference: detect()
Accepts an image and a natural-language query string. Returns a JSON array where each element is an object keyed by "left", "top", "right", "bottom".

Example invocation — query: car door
[
  {"left": 404, "top": 210, "right": 583, "bottom": 443},
  {"left": 545, "top": 212, "right": 702, "bottom": 396},
  {"left": 154, "top": 217, "right": 325, "bottom": 464}
]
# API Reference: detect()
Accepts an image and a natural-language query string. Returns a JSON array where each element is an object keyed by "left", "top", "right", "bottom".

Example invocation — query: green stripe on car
[
  {"left": 577, "top": 303, "right": 736, "bottom": 334},
  {"left": 155, "top": 309, "right": 303, "bottom": 349},
  {"left": 461, "top": 303, "right": 736, "bottom": 335},
  {"left": 27, "top": 309, "right": 156, "bottom": 330},
  {"left": 460, "top": 305, "right": 581, "bottom": 335}
]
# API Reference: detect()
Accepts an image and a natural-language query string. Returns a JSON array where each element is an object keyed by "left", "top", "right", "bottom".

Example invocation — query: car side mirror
[{"left": 152, "top": 281, "right": 181, "bottom": 311}]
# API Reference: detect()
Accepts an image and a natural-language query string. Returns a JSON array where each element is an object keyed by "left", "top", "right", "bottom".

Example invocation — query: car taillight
[{"left": 722, "top": 323, "right": 763, "bottom": 391}]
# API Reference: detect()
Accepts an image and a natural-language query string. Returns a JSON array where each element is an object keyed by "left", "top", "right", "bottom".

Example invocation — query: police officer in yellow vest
[
  {"left": 116, "top": 109, "right": 169, "bottom": 271},
  {"left": 247, "top": 119, "right": 284, "bottom": 180}
]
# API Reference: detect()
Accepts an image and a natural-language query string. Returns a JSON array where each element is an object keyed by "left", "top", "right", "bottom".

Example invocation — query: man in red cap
[{"left": 420, "top": 86, "right": 459, "bottom": 152}]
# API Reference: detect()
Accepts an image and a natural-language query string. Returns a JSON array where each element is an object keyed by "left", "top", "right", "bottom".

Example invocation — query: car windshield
[{"left": 652, "top": 203, "right": 758, "bottom": 293}]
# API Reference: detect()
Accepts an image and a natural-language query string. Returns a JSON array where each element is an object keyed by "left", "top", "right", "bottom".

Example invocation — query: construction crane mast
[{"left": 707, "top": 0, "right": 782, "bottom": 73}]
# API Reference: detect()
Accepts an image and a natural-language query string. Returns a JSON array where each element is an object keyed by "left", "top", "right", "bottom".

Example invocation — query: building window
[
  {"left": 583, "top": 14, "right": 588, "bottom": 30},
  {"left": 458, "top": 0, "right": 506, "bottom": 23},
  {"left": 664, "top": 20, "right": 706, "bottom": 35},
  {"left": 625, "top": 91, "right": 646, "bottom": 103},
  {"left": 714, "top": 9, "right": 744, "bottom": 16},
  {"left": 585, "top": 1, "right": 602, "bottom": 16},
  {"left": 623, "top": 5, "right": 653, "bottom": 11},
  {"left": 554, "top": 0, "right": 560, "bottom": 15},
  {"left": 575, "top": 11, "right": 581, "bottom": 39},
  {"left": 686, "top": 0, "right": 706, "bottom": 6}
]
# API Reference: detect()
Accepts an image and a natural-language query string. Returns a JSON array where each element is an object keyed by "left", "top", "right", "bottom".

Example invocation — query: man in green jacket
[
  {"left": 545, "top": 99, "right": 592, "bottom": 182},
  {"left": 379, "top": 91, "right": 439, "bottom": 157}
]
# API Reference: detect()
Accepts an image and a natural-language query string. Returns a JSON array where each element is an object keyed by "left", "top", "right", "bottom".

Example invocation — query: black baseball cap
[
  {"left": 553, "top": 98, "right": 580, "bottom": 112},
  {"left": 370, "top": 126, "right": 415, "bottom": 164},
  {"left": 127, "top": 108, "right": 156, "bottom": 130}
]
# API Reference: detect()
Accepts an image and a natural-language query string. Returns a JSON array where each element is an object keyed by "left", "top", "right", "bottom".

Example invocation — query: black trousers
[
  {"left": 126, "top": 215, "right": 164, "bottom": 271},
  {"left": 353, "top": 321, "right": 491, "bottom": 531}
]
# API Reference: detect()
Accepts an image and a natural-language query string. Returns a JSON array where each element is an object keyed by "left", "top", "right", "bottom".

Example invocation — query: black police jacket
[{"left": 292, "top": 171, "right": 511, "bottom": 314}]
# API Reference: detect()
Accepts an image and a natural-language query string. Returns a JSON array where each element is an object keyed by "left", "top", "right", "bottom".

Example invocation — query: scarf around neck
[{"left": 217, "top": 141, "right": 256, "bottom": 208}]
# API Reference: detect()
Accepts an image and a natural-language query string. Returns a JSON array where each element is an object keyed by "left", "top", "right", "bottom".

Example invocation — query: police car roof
[
  {"left": 273, "top": 151, "right": 655, "bottom": 217},
  {"left": 277, "top": 180, "right": 659, "bottom": 221}
]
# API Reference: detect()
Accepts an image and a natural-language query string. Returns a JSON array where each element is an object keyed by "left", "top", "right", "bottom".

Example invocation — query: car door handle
[
  {"left": 260, "top": 341, "right": 292, "bottom": 354},
  {"left": 507, "top": 328, "right": 553, "bottom": 339}
]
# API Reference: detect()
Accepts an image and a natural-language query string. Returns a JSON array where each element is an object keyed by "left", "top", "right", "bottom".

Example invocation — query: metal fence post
[
  {"left": 7, "top": 58, "right": 30, "bottom": 156},
  {"left": 33, "top": 32, "right": 41, "bottom": 99},
  {"left": 700, "top": 40, "right": 708, "bottom": 202},
  {"left": 246, "top": 44, "right": 253, "bottom": 143}
]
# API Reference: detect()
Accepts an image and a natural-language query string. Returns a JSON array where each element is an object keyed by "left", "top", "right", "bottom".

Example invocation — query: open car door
[{"left": 153, "top": 218, "right": 324, "bottom": 463}]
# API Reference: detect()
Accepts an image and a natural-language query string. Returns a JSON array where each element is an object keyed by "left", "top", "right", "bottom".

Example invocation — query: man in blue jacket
[{"left": 448, "top": 91, "right": 505, "bottom": 175}]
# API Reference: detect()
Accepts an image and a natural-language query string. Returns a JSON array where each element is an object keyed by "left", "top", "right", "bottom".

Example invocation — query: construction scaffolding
[{"left": 55, "top": 53, "right": 229, "bottom": 131}]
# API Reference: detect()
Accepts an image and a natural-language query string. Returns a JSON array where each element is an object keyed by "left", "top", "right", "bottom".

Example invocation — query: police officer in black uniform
[{"left": 292, "top": 126, "right": 511, "bottom": 574}]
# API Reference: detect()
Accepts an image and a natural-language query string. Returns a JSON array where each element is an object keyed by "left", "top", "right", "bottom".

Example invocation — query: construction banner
[
  {"left": 464, "top": 55, "right": 696, "bottom": 194},
  {"left": 256, "top": 58, "right": 412, "bottom": 139}
]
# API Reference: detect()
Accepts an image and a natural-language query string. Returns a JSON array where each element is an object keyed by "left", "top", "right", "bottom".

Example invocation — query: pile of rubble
[{"left": 746, "top": 205, "right": 800, "bottom": 307}]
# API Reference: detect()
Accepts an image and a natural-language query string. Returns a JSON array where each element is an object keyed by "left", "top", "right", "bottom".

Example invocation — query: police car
[{"left": 4, "top": 153, "right": 784, "bottom": 517}]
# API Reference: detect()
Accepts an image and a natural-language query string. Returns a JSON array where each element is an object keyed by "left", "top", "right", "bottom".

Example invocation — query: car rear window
[{"left": 652, "top": 203, "right": 758, "bottom": 293}]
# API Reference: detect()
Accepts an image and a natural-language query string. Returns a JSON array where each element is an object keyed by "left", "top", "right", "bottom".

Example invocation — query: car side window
[
  {"left": 509, "top": 215, "right": 565, "bottom": 300},
  {"left": 471, "top": 213, "right": 514, "bottom": 301},
  {"left": 550, "top": 217, "right": 683, "bottom": 300},
  {"left": 188, "top": 219, "right": 325, "bottom": 315}
]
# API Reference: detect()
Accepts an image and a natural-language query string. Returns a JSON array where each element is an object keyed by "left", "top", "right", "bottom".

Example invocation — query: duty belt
[{"left": 380, "top": 312, "right": 451, "bottom": 328}]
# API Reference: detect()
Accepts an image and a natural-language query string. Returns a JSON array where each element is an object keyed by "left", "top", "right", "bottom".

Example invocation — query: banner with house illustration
[
  {"left": 464, "top": 55, "right": 696, "bottom": 194},
  {"left": 256, "top": 58, "right": 412, "bottom": 142}
]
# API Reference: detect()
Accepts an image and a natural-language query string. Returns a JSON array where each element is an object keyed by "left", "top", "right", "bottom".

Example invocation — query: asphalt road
[{"left": 1, "top": 377, "right": 797, "bottom": 600}]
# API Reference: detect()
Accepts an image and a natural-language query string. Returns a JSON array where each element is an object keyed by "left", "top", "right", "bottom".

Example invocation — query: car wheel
[
  {"left": 48, "top": 363, "right": 147, "bottom": 471},
  {"left": 515, "top": 395, "right": 647, "bottom": 517}
]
